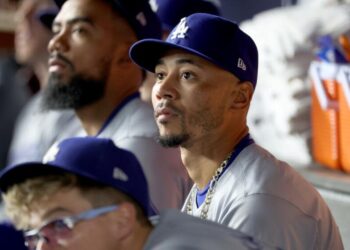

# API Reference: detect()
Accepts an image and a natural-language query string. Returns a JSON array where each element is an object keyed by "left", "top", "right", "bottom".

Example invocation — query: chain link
[{"left": 185, "top": 153, "right": 232, "bottom": 220}]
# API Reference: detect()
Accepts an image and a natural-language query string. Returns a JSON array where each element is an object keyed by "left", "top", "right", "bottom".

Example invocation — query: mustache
[
  {"left": 154, "top": 101, "right": 182, "bottom": 116},
  {"left": 49, "top": 53, "right": 74, "bottom": 69}
]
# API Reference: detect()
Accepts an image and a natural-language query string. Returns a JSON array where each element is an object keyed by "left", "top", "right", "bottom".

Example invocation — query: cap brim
[
  {"left": 130, "top": 39, "right": 228, "bottom": 73},
  {"left": 0, "top": 162, "right": 106, "bottom": 193},
  {"left": 0, "top": 163, "right": 66, "bottom": 192},
  {"left": 0, "top": 162, "right": 158, "bottom": 217}
]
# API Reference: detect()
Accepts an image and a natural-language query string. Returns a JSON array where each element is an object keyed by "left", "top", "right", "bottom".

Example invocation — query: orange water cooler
[
  {"left": 310, "top": 62, "right": 340, "bottom": 170},
  {"left": 337, "top": 66, "right": 350, "bottom": 172}
]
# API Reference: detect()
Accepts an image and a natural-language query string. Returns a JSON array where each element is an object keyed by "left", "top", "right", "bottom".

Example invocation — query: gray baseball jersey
[
  {"left": 8, "top": 93, "right": 82, "bottom": 165},
  {"left": 144, "top": 209, "right": 276, "bottom": 250},
  {"left": 182, "top": 143, "right": 343, "bottom": 250},
  {"left": 94, "top": 94, "right": 191, "bottom": 212}
]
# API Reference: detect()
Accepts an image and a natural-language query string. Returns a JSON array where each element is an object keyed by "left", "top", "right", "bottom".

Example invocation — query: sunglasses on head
[{"left": 23, "top": 205, "right": 118, "bottom": 250}]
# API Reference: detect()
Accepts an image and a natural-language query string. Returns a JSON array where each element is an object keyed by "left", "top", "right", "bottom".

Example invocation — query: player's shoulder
[
  {"left": 146, "top": 209, "right": 269, "bottom": 250},
  {"left": 107, "top": 98, "right": 158, "bottom": 139},
  {"left": 231, "top": 143, "right": 306, "bottom": 192},
  {"left": 121, "top": 98, "right": 156, "bottom": 128},
  {"left": 220, "top": 143, "right": 323, "bottom": 216}
]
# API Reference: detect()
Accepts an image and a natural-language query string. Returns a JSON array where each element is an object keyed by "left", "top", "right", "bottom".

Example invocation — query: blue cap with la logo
[
  {"left": 0, "top": 137, "right": 155, "bottom": 216},
  {"left": 129, "top": 13, "right": 258, "bottom": 87}
]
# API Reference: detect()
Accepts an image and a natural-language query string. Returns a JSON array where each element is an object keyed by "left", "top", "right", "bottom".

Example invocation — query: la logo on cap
[
  {"left": 170, "top": 17, "right": 188, "bottom": 39},
  {"left": 43, "top": 143, "right": 60, "bottom": 163},
  {"left": 149, "top": 0, "right": 158, "bottom": 12}
]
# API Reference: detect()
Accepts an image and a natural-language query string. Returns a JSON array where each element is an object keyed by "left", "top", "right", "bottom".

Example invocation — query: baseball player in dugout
[
  {"left": 7, "top": 0, "right": 81, "bottom": 166},
  {"left": 0, "top": 137, "right": 274, "bottom": 250},
  {"left": 130, "top": 13, "right": 344, "bottom": 250},
  {"left": 42, "top": 0, "right": 191, "bottom": 212}
]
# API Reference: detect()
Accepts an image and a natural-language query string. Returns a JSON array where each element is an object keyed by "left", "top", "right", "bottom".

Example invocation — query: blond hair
[{"left": 2, "top": 173, "right": 149, "bottom": 229}]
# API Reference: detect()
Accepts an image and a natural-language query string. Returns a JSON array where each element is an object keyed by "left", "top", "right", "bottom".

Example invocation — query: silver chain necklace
[{"left": 185, "top": 153, "right": 232, "bottom": 220}]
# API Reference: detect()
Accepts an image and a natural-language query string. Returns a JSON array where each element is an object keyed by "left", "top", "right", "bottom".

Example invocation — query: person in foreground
[
  {"left": 129, "top": 13, "right": 344, "bottom": 249},
  {"left": 7, "top": 0, "right": 81, "bottom": 166},
  {"left": 0, "top": 137, "right": 271, "bottom": 250}
]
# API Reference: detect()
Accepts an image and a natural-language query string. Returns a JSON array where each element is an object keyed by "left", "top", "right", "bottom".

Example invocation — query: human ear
[
  {"left": 110, "top": 202, "right": 137, "bottom": 240},
  {"left": 230, "top": 81, "right": 254, "bottom": 109}
]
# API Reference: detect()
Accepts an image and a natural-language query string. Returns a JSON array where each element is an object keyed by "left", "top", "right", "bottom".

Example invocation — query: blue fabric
[
  {"left": 130, "top": 13, "right": 259, "bottom": 87},
  {"left": 196, "top": 183, "right": 210, "bottom": 207},
  {"left": 36, "top": 8, "right": 59, "bottom": 29},
  {"left": 0, "top": 137, "right": 155, "bottom": 216},
  {"left": 0, "top": 221, "right": 27, "bottom": 250}
]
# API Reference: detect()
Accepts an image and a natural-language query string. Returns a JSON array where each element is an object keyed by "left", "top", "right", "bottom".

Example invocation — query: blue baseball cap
[
  {"left": 150, "top": 0, "right": 221, "bottom": 31},
  {"left": 0, "top": 137, "right": 155, "bottom": 216},
  {"left": 36, "top": 8, "right": 59, "bottom": 30},
  {"left": 53, "top": 0, "right": 161, "bottom": 39},
  {"left": 0, "top": 221, "right": 27, "bottom": 250},
  {"left": 130, "top": 13, "right": 259, "bottom": 87}
]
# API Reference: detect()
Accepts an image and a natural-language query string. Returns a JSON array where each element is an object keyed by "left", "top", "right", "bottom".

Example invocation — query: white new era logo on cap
[
  {"left": 113, "top": 167, "right": 129, "bottom": 182},
  {"left": 237, "top": 58, "right": 246, "bottom": 71},
  {"left": 170, "top": 17, "right": 188, "bottom": 40}
]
